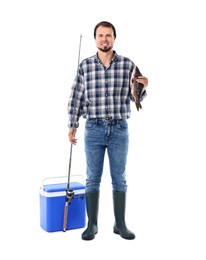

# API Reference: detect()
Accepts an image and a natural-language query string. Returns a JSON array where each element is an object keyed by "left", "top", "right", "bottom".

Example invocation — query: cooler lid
[
  {"left": 40, "top": 181, "right": 85, "bottom": 197},
  {"left": 44, "top": 182, "right": 85, "bottom": 192}
]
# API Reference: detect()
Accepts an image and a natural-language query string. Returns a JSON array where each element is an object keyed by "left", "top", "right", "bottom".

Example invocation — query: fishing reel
[
  {"left": 66, "top": 189, "right": 75, "bottom": 204},
  {"left": 65, "top": 189, "right": 85, "bottom": 204}
]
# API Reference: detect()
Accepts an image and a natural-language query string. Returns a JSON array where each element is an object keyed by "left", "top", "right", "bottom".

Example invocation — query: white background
[{"left": 0, "top": 0, "right": 206, "bottom": 259}]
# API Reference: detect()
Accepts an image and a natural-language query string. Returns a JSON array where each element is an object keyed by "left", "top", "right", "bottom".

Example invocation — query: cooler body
[{"left": 40, "top": 179, "right": 86, "bottom": 232}]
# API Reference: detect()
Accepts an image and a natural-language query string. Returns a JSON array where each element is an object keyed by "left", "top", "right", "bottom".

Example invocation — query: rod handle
[{"left": 63, "top": 202, "right": 69, "bottom": 232}]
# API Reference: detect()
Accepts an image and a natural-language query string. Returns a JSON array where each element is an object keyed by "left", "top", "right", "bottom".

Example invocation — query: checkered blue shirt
[{"left": 67, "top": 51, "right": 146, "bottom": 127}]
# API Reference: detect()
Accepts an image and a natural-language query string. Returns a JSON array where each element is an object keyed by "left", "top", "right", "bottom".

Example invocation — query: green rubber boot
[
  {"left": 81, "top": 192, "right": 99, "bottom": 240},
  {"left": 113, "top": 191, "right": 135, "bottom": 240}
]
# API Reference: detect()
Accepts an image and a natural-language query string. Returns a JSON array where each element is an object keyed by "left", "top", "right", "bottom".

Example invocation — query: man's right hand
[{"left": 68, "top": 127, "right": 77, "bottom": 145}]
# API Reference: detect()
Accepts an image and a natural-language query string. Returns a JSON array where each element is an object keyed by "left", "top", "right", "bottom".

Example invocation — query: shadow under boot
[
  {"left": 81, "top": 192, "right": 99, "bottom": 240},
  {"left": 113, "top": 191, "right": 135, "bottom": 240}
]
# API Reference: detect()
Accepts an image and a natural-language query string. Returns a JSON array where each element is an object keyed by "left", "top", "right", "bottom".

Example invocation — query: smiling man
[{"left": 67, "top": 21, "right": 148, "bottom": 240}]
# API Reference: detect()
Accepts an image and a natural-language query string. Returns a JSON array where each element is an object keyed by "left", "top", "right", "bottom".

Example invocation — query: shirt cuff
[{"left": 68, "top": 121, "right": 79, "bottom": 128}]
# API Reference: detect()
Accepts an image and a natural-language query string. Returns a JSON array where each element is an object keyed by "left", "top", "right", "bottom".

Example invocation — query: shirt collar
[{"left": 94, "top": 51, "right": 119, "bottom": 65}]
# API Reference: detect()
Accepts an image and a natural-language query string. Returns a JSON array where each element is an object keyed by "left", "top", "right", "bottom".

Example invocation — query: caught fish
[{"left": 130, "top": 66, "right": 145, "bottom": 111}]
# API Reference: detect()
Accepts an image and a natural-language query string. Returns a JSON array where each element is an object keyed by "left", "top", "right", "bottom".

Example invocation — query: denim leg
[
  {"left": 84, "top": 120, "right": 106, "bottom": 193},
  {"left": 107, "top": 120, "right": 129, "bottom": 192}
]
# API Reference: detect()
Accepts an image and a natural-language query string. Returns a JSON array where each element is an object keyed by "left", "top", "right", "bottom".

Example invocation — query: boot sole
[
  {"left": 113, "top": 229, "right": 135, "bottom": 240},
  {"left": 82, "top": 231, "right": 98, "bottom": 241}
]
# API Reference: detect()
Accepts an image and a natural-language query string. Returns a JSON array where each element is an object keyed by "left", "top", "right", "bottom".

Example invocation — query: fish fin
[{"left": 135, "top": 101, "right": 142, "bottom": 111}]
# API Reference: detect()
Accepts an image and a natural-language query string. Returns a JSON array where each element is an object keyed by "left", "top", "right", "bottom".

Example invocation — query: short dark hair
[{"left": 94, "top": 21, "right": 116, "bottom": 39}]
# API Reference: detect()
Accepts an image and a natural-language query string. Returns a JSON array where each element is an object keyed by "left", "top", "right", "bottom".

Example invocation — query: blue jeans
[{"left": 84, "top": 118, "right": 129, "bottom": 193}]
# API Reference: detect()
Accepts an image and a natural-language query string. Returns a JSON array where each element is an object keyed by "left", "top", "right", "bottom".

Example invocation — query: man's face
[{"left": 95, "top": 26, "right": 115, "bottom": 52}]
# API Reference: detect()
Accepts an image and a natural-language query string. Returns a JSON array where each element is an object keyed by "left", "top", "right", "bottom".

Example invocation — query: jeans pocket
[
  {"left": 85, "top": 119, "right": 97, "bottom": 129},
  {"left": 117, "top": 120, "right": 128, "bottom": 129}
]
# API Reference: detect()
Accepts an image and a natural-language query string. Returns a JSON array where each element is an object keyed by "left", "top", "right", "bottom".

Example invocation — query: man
[{"left": 67, "top": 21, "right": 148, "bottom": 240}]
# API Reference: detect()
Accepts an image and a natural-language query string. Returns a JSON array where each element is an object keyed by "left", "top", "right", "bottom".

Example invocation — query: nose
[{"left": 102, "top": 35, "right": 107, "bottom": 41}]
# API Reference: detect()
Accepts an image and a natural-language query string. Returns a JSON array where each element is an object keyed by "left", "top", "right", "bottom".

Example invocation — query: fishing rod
[{"left": 63, "top": 34, "right": 82, "bottom": 232}]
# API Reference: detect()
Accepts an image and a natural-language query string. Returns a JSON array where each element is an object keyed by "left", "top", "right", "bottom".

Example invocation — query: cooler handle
[{"left": 41, "top": 174, "right": 85, "bottom": 189}]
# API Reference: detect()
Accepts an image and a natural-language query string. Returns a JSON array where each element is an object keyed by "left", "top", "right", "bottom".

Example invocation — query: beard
[{"left": 97, "top": 45, "right": 113, "bottom": 53}]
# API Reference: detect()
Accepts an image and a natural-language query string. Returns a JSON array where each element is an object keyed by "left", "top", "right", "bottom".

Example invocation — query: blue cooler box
[{"left": 40, "top": 175, "right": 86, "bottom": 232}]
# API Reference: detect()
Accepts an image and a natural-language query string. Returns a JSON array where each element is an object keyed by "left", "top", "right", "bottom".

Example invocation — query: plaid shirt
[{"left": 67, "top": 51, "right": 146, "bottom": 127}]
